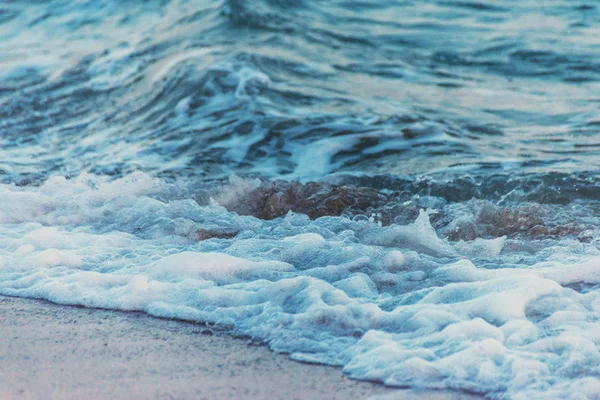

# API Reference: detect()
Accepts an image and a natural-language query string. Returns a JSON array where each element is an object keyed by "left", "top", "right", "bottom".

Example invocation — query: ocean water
[{"left": 2, "top": 1, "right": 600, "bottom": 398}]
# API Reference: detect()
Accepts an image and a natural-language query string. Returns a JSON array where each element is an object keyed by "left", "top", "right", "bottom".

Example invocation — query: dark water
[
  {"left": 1, "top": 1, "right": 600, "bottom": 398},
  {"left": 3, "top": 0, "right": 600, "bottom": 182}
]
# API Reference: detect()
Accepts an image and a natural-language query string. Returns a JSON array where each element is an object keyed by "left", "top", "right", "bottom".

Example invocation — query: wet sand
[{"left": 0, "top": 296, "right": 482, "bottom": 400}]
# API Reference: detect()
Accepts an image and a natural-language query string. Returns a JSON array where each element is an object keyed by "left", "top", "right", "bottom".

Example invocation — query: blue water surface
[{"left": 2, "top": 1, "right": 600, "bottom": 399}]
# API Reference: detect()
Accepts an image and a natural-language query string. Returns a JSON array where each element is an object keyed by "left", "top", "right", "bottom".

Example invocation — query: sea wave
[{"left": 2, "top": 0, "right": 600, "bottom": 398}]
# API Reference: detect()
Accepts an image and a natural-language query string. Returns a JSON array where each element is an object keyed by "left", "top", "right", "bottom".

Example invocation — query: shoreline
[{"left": 0, "top": 295, "right": 481, "bottom": 400}]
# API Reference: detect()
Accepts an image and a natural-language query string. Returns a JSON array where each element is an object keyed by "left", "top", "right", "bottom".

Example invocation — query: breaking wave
[{"left": 2, "top": 0, "right": 600, "bottom": 398}]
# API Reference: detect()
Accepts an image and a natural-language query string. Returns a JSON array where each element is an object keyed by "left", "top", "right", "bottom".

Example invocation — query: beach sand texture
[{"left": 0, "top": 296, "right": 481, "bottom": 400}]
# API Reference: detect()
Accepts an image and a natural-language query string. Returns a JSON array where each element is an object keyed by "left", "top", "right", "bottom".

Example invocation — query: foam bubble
[
  {"left": 383, "top": 250, "right": 406, "bottom": 271},
  {"left": 150, "top": 251, "right": 294, "bottom": 284}
]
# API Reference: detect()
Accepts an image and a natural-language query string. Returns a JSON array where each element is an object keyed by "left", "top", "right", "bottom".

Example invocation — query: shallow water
[{"left": 2, "top": 1, "right": 600, "bottom": 399}]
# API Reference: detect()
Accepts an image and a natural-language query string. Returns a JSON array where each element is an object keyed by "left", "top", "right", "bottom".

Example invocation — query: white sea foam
[{"left": 1, "top": 172, "right": 600, "bottom": 399}]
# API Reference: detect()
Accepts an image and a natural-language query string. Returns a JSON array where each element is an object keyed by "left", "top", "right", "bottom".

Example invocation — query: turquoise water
[{"left": 2, "top": 1, "right": 600, "bottom": 398}]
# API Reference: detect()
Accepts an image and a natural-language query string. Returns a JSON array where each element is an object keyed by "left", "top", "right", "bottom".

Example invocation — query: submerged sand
[{"left": 0, "top": 296, "right": 481, "bottom": 400}]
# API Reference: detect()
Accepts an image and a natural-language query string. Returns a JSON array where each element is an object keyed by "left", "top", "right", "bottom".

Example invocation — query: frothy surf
[
  {"left": 2, "top": 0, "right": 600, "bottom": 398},
  {"left": 1, "top": 172, "right": 600, "bottom": 399}
]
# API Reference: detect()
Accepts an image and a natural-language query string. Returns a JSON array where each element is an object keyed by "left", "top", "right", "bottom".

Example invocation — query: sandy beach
[{"left": 0, "top": 295, "right": 482, "bottom": 400}]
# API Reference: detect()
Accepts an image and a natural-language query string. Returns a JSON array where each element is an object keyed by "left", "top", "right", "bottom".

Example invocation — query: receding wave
[{"left": 2, "top": 0, "right": 600, "bottom": 398}]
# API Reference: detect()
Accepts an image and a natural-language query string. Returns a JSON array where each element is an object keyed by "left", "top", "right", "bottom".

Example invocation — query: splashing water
[{"left": 2, "top": 1, "right": 600, "bottom": 398}]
